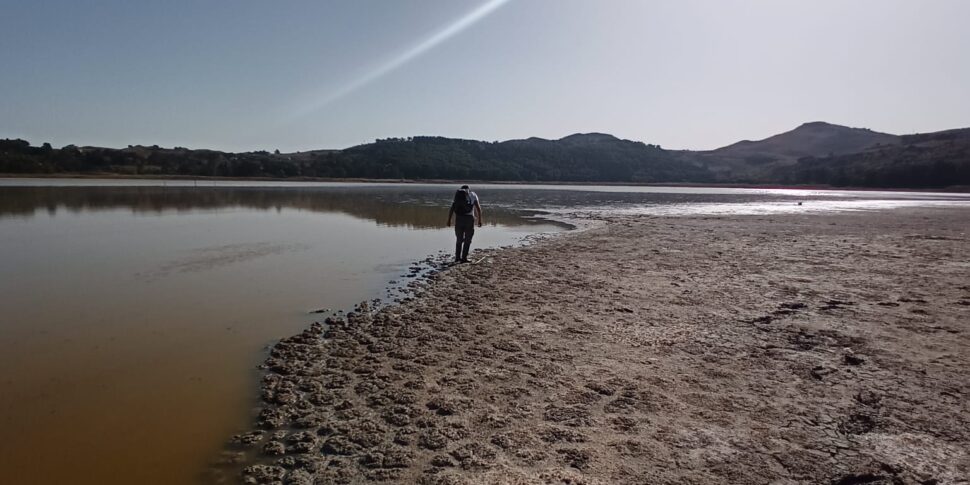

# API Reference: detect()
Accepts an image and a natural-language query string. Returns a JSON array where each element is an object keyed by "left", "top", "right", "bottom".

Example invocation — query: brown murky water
[{"left": 0, "top": 182, "right": 565, "bottom": 485}]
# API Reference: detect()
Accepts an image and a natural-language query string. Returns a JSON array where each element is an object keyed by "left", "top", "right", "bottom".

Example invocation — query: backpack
[{"left": 453, "top": 189, "right": 473, "bottom": 214}]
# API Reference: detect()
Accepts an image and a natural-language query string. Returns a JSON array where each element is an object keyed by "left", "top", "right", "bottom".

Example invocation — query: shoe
[{"left": 460, "top": 258, "right": 469, "bottom": 263}]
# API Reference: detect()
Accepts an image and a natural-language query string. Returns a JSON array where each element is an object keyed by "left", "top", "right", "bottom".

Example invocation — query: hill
[
  {"left": 327, "top": 134, "right": 714, "bottom": 182},
  {"left": 781, "top": 127, "right": 970, "bottom": 188},
  {"left": 696, "top": 122, "right": 901, "bottom": 181},
  {"left": 2, "top": 123, "right": 969, "bottom": 188}
]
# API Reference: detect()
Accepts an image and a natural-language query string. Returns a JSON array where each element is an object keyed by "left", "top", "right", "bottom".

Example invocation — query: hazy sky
[{"left": 2, "top": 0, "right": 969, "bottom": 152}]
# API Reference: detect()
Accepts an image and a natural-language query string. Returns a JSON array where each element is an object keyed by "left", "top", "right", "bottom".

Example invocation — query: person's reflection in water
[{"left": 446, "top": 184, "right": 483, "bottom": 263}]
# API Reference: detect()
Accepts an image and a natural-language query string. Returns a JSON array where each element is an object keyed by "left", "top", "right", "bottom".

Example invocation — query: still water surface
[
  {"left": 1, "top": 179, "right": 967, "bottom": 484},
  {"left": 0, "top": 182, "right": 565, "bottom": 485}
]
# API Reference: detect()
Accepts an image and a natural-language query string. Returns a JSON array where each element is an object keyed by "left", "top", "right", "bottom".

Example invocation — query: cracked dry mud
[{"left": 216, "top": 207, "right": 969, "bottom": 484}]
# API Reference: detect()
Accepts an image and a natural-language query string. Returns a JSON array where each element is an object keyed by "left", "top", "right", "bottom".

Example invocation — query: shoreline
[
  {"left": 217, "top": 207, "right": 969, "bottom": 484},
  {"left": 2, "top": 173, "right": 968, "bottom": 193}
]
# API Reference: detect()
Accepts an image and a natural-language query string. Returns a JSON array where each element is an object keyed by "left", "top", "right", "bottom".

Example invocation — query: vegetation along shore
[{"left": 3, "top": 122, "right": 970, "bottom": 189}]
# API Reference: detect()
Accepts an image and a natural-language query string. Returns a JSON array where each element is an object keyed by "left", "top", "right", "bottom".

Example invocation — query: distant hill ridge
[
  {"left": 711, "top": 121, "right": 899, "bottom": 159},
  {"left": 1, "top": 122, "right": 968, "bottom": 189}
]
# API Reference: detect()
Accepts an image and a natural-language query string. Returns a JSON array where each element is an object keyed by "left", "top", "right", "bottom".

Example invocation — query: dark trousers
[{"left": 454, "top": 215, "right": 475, "bottom": 261}]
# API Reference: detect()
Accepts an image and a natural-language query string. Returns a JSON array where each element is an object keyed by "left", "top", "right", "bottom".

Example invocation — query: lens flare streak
[{"left": 292, "top": 0, "right": 512, "bottom": 117}]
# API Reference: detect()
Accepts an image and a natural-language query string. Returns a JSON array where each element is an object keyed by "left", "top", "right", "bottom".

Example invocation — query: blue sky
[{"left": 2, "top": 0, "right": 969, "bottom": 152}]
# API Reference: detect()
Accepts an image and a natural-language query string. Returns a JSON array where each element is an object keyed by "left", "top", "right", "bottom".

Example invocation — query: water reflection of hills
[{"left": 0, "top": 186, "right": 563, "bottom": 229}]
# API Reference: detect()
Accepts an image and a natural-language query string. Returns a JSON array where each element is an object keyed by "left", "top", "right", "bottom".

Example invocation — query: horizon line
[{"left": 6, "top": 120, "right": 969, "bottom": 154}]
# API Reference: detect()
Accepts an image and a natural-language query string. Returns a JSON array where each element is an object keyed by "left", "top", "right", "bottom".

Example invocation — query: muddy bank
[{"left": 215, "top": 207, "right": 969, "bottom": 484}]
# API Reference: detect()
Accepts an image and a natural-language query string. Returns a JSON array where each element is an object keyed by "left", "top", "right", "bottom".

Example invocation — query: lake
[{"left": 1, "top": 179, "right": 967, "bottom": 484}]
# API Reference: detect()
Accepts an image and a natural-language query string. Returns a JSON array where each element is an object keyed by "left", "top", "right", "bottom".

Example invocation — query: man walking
[{"left": 446, "top": 185, "right": 482, "bottom": 263}]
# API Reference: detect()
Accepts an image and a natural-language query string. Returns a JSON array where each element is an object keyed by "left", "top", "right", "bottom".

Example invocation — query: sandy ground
[{"left": 217, "top": 208, "right": 970, "bottom": 484}]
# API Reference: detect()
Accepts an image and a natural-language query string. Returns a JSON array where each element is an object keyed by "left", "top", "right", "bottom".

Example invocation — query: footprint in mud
[
  {"left": 561, "top": 388, "right": 603, "bottom": 405},
  {"left": 381, "top": 405, "right": 419, "bottom": 427},
  {"left": 609, "top": 439, "right": 650, "bottom": 457},
  {"left": 854, "top": 390, "right": 882, "bottom": 407},
  {"left": 790, "top": 331, "right": 824, "bottom": 351},
  {"left": 229, "top": 431, "right": 264, "bottom": 448},
  {"left": 898, "top": 296, "right": 928, "bottom": 304},
  {"left": 830, "top": 461, "right": 920, "bottom": 485},
  {"left": 773, "top": 301, "right": 808, "bottom": 315},
  {"left": 585, "top": 381, "right": 616, "bottom": 396},
  {"left": 610, "top": 416, "right": 640, "bottom": 433},
  {"left": 416, "top": 429, "right": 450, "bottom": 451},
  {"left": 543, "top": 404, "right": 594, "bottom": 427},
  {"left": 490, "top": 429, "right": 540, "bottom": 451},
  {"left": 449, "top": 442, "right": 498, "bottom": 470},
  {"left": 831, "top": 472, "right": 893, "bottom": 485},
  {"left": 821, "top": 299, "right": 855, "bottom": 311},
  {"left": 745, "top": 315, "right": 774, "bottom": 325},
  {"left": 810, "top": 365, "right": 837, "bottom": 380},
  {"left": 838, "top": 413, "right": 877, "bottom": 435},
  {"left": 492, "top": 340, "right": 523, "bottom": 352},
  {"left": 603, "top": 395, "right": 642, "bottom": 413},
  {"left": 557, "top": 447, "right": 594, "bottom": 470},
  {"left": 843, "top": 354, "right": 866, "bottom": 366},
  {"left": 426, "top": 396, "right": 473, "bottom": 416},
  {"left": 538, "top": 426, "right": 588, "bottom": 444}
]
